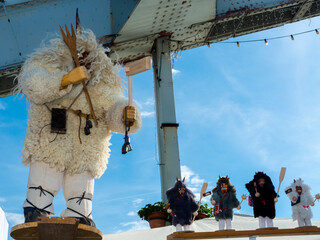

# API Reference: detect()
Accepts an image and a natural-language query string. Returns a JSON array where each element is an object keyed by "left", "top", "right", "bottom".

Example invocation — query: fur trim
[
  {"left": 245, "top": 172, "right": 277, "bottom": 219},
  {"left": 17, "top": 28, "right": 141, "bottom": 178},
  {"left": 166, "top": 180, "right": 199, "bottom": 226},
  {"left": 285, "top": 178, "right": 313, "bottom": 221}
]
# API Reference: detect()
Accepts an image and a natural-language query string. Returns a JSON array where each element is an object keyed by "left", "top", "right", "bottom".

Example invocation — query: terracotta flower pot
[
  {"left": 147, "top": 212, "right": 167, "bottom": 228},
  {"left": 195, "top": 212, "right": 209, "bottom": 220}
]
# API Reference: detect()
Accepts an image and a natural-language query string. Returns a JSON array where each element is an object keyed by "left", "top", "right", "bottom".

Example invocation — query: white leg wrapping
[
  {"left": 183, "top": 225, "right": 191, "bottom": 231},
  {"left": 60, "top": 171, "right": 94, "bottom": 219},
  {"left": 226, "top": 219, "right": 232, "bottom": 229},
  {"left": 219, "top": 219, "right": 225, "bottom": 230},
  {"left": 298, "top": 218, "right": 304, "bottom": 227},
  {"left": 176, "top": 224, "right": 182, "bottom": 232},
  {"left": 266, "top": 217, "right": 273, "bottom": 227},
  {"left": 259, "top": 216, "right": 266, "bottom": 228},
  {"left": 305, "top": 218, "right": 312, "bottom": 226},
  {"left": 23, "top": 162, "right": 63, "bottom": 214}
]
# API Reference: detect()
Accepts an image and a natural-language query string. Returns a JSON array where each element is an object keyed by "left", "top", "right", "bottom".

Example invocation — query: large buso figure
[{"left": 15, "top": 22, "right": 142, "bottom": 226}]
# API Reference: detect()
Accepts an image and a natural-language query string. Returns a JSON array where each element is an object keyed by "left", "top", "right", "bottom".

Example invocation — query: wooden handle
[
  {"left": 239, "top": 194, "right": 247, "bottom": 206},
  {"left": 192, "top": 182, "right": 208, "bottom": 222},
  {"left": 276, "top": 167, "right": 286, "bottom": 198},
  {"left": 128, "top": 75, "right": 133, "bottom": 106}
]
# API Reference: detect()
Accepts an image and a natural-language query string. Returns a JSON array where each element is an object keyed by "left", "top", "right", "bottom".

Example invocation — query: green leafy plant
[
  {"left": 137, "top": 201, "right": 167, "bottom": 221},
  {"left": 198, "top": 203, "right": 213, "bottom": 217}
]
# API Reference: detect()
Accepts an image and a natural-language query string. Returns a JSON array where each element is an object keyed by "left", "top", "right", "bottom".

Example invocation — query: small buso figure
[
  {"left": 166, "top": 178, "right": 199, "bottom": 232},
  {"left": 285, "top": 178, "right": 318, "bottom": 227},
  {"left": 211, "top": 176, "right": 241, "bottom": 230},
  {"left": 245, "top": 172, "right": 278, "bottom": 228}
]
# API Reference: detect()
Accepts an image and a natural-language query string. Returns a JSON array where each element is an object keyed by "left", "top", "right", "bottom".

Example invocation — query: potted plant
[
  {"left": 137, "top": 201, "right": 169, "bottom": 228},
  {"left": 195, "top": 203, "right": 213, "bottom": 220}
]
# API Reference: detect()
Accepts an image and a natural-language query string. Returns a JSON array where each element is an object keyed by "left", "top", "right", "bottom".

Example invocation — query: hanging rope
[{"left": 1, "top": 1, "right": 23, "bottom": 58}]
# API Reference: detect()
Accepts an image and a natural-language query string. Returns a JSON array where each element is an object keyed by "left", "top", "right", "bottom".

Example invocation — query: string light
[
  {"left": 170, "top": 27, "right": 320, "bottom": 51},
  {"left": 207, "top": 43, "right": 211, "bottom": 48}
]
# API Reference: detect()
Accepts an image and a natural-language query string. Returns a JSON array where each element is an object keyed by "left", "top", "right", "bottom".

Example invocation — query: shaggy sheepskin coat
[
  {"left": 211, "top": 191, "right": 239, "bottom": 221},
  {"left": 285, "top": 179, "right": 313, "bottom": 221},
  {"left": 166, "top": 180, "right": 199, "bottom": 226},
  {"left": 245, "top": 172, "right": 277, "bottom": 219},
  {"left": 15, "top": 29, "right": 142, "bottom": 179}
]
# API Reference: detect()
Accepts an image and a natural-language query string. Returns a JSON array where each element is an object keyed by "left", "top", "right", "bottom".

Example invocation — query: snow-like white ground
[
  {"left": 103, "top": 214, "right": 320, "bottom": 240},
  {"left": 0, "top": 207, "right": 9, "bottom": 240}
]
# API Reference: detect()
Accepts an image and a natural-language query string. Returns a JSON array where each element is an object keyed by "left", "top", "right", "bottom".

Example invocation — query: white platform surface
[{"left": 103, "top": 214, "right": 320, "bottom": 240}]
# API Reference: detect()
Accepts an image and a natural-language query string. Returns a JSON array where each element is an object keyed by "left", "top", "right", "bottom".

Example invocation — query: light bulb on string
[
  {"left": 291, "top": 35, "right": 294, "bottom": 40},
  {"left": 264, "top": 39, "right": 268, "bottom": 46},
  {"left": 316, "top": 29, "right": 319, "bottom": 35},
  {"left": 207, "top": 42, "right": 211, "bottom": 48},
  {"left": 237, "top": 41, "right": 240, "bottom": 47}
]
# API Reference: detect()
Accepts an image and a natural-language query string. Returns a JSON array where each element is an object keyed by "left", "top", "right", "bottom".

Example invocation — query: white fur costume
[
  {"left": 285, "top": 179, "right": 313, "bottom": 227},
  {"left": 15, "top": 29, "right": 142, "bottom": 220}
]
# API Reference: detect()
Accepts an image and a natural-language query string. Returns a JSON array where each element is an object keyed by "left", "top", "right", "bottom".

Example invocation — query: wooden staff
[
  {"left": 313, "top": 194, "right": 320, "bottom": 204},
  {"left": 59, "top": 24, "right": 98, "bottom": 126},
  {"left": 276, "top": 167, "right": 286, "bottom": 200},
  {"left": 239, "top": 194, "right": 247, "bottom": 206},
  {"left": 254, "top": 182, "right": 258, "bottom": 196},
  {"left": 193, "top": 182, "right": 208, "bottom": 222}
]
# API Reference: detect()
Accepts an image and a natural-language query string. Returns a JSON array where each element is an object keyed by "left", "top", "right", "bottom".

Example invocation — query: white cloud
[
  {"left": 120, "top": 220, "right": 149, "bottom": 231},
  {"left": 132, "top": 198, "right": 144, "bottom": 205},
  {"left": 5, "top": 212, "right": 24, "bottom": 225},
  {"left": 181, "top": 165, "right": 204, "bottom": 187},
  {"left": 143, "top": 98, "right": 154, "bottom": 106},
  {"left": 141, "top": 111, "right": 155, "bottom": 118},
  {"left": 0, "top": 102, "right": 5, "bottom": 110},
  {"left": 172, "top": 69, "right": 180, "bottom": 76},
  {"left": 0, "top": 197, "right": 6, "bottom": 202},
  {"left": 136, "top": 98, "right": 154, "bottom": 109},
  {"left": 181, "top": 165, "right": 206, "bottom": 201},
  {"left": 127, "top": 211, "right": 136, "bottom": 216}
]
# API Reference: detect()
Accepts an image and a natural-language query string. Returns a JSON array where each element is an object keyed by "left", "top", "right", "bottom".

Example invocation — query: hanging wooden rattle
[{"left": 122, "top": 57, "right": 151, "bottom": 154}]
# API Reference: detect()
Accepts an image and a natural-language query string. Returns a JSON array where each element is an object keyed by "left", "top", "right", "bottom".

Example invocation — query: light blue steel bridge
[{"left": 1, "top": 0, "right": 319, "bottom": 202}]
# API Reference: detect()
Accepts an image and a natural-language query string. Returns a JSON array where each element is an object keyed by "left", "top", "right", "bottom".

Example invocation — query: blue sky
[{"left": 1, "top": 16, "right": 320, "bottom": 238}]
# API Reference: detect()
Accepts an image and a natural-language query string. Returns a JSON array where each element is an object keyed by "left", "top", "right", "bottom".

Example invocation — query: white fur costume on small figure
[
  {"left": 284, "top": 178, "right": 314, "bottom": 227},
  {"left": 15, "top": 26, "right": 142, "bottom": 225}
]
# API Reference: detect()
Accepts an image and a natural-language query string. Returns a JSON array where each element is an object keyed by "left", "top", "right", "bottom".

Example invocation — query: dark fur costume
[
  {"left": 245, "top": 172, "right": 277, "bottom": 219},
  {"left": 211, "top": 177, "right": 240, "bottom": 221},
  {"left": 166, "top": 180, "right": 199, "bottom": 226}
]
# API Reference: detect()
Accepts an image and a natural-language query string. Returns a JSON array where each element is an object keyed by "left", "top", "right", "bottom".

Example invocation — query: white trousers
[
  {"left": 176, "top": 224, "right": 191, "bottom": 232},
  {"left": 23, "top": 162, "right": 94, "bottom": 219},
  {"left": 258, "top": 216, "right": 273, "bottom": 228},
  {"left": 218, "top": 219, "right": 232, "bottom": 230},
  {"left": 297, "top": 218, "right": 312, "bottom": 227}
]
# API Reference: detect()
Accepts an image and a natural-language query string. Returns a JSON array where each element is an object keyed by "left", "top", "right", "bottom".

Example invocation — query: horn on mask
[{"left": 76, "top": 8, "right": 83, "bottom": 34}]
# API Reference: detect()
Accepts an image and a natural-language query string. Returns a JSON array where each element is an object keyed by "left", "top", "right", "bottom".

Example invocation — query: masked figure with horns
[
  {"left": 166, "top": 178, "right": 199, "bottom": 232},
  {"left": 211, "top": 176, "right": 241, "bottom": 230},
  {"left": 284, "top": 178, "right": 317, "bottom": 227},
  {"left": 14, "top": 14, "right": 142, "bottom": 227},
  {"left": 245, "top": 172, "right": 278, "bottom": 228}
]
